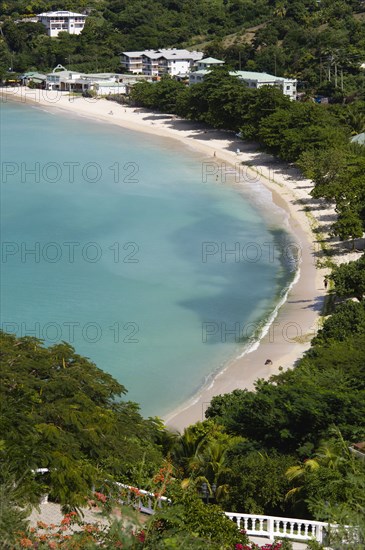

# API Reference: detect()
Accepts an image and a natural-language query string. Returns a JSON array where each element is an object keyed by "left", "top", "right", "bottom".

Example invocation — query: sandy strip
[{"left": 2, "top": 87, "right": 360, "bottom": 431}]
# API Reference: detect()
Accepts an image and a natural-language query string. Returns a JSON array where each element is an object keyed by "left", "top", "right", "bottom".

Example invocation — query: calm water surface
[{"left": 1, "top": 100, "right": 295, "bottom": 416}]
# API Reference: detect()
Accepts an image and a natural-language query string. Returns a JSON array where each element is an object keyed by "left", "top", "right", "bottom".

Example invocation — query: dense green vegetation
[
  {"left": 0, "top": 0, "right": 272, "bottom": 75},
  {"left": 0, "top": 333, "right": 164, "bottom": 508},
  {"left": 1, "top": 0, "right": 365, "bottom": 98},
  {"left": 130, "top": 72, "right": 365, "bottom": 242}
]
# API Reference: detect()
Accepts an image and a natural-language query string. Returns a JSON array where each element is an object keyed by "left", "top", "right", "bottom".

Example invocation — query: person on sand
[
  {"left": 324, "top": 278, "right": 328, "bottom": 290},
  {"left": 109, "top": 110, "right": 113, "bottom": 115},
  {"left": 265, "top": 359, "right": 273, "bottom": 365}
]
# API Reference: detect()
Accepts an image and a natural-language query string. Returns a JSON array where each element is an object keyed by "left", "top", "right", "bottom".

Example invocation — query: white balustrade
[
  {"left": 115, "top": 482, "right": 170, "bottom": 515},
  {"left": 34, "top": 469, "right": 170, "bottom": 515},
  {"left": 34, "top": 469, "right": 354, "bottom": 543},
  {"left": 225, "top": 512, "right": 327, "bottom": 543}
]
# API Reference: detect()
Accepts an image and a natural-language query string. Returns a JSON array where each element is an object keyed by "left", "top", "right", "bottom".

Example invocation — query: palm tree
[
  {"left": 170, "top": 427, "right": 207, "bottom": 478},
  {"left": 347, "top": 108, "right": 365, "bottom": 135},
  {"left": 285, "top": 458, "right": 320, "bottom": 501},
  {"left": 285, "top": 429, "right": 359, "bottom": 504},
  {"left": 171, "top": 423, "right": 243, "bottom": 504},
  {"left": 184, "top": 435, "right": 243, "bottom": 503},
  {"left": 274, "top": 2, "right": 287, "bottom": 18}
]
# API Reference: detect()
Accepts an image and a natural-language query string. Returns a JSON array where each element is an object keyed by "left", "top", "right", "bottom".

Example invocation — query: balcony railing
[
  {"left": 34, "top": 471, "right": 354, "bottom": 545},
  {"left": 224, "top": 512, "right": 328, "bottom": 543}
]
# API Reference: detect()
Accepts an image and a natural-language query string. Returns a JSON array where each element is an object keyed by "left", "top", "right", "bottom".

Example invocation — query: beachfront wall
[
  {"left": 94, "top": 82, "right": 127, "bottom": 95},
  {"left": 225, "top": 513, "right": 328, "bottom": 543},
  {"left": 37, "top": 11, "right": 87, "bottom": 37}
]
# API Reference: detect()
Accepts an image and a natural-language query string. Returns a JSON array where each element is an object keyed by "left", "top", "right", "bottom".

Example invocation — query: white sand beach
[{"left": 2, "top": 87, "right": 362, "bottom": 431}]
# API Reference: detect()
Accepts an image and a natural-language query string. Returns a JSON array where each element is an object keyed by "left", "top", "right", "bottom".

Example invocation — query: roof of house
[
  {"left": 37, "top": 11, "right": 86, "bottom": 17},
  {"left": 191, "top": 69, "right": 290, "bottom": 79},
  {"left": 198, "top": 57, "right": 225, "bottom": 64},
  {"left": 121, "top": 51, "right": 145, "bottom": 58},
  {"left": 46, "top": 71, "right": 120, "bottom": 81},
  {"left": 232, "top": 70, "right": 296, "bottom": 83},
  {"left": 21, "top": 72, "right": 47, "bottom": 81},
  {"left": 351, "top": 132, "right": 365, "bottom": 145},
  {"left": 123, "top": 49, "right": 203, "bottom": 61}
]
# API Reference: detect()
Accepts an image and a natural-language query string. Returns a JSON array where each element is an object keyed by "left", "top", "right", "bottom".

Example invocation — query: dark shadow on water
[{"left": 166, "top": 199, "right": 312, "bottom": 346}]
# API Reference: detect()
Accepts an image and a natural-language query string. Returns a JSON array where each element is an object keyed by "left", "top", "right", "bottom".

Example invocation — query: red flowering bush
[{"left": 94, "top": 491, "right": 107, "bottom": 503}]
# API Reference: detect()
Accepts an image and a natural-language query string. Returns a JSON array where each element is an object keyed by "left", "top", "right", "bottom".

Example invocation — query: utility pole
[{"left": 320, "top": 57, "right": 323, "bottom": 85}]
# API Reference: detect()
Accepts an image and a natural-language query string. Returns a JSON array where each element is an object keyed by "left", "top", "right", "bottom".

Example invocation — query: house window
[{"left": 286, "top": 85, "right": 291, "bottom": 90}]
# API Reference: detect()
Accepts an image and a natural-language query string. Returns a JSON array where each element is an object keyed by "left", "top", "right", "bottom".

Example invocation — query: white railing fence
[
  {"left": 224, "top": 512, "right": 327, "bottom": 543},
  {"left": 115, "top": 482, "right": 170, "bottom": 515},
  {"left": 34, "top": 469, "right": 169, "bottom": 515},
  {"left": 35, "top": 470, "right": 356, "bottom": 544}
]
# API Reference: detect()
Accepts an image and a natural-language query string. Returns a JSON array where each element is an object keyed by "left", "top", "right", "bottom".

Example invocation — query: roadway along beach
[{"left": 2, "top": 87, "right": 344, "bottom": 430}]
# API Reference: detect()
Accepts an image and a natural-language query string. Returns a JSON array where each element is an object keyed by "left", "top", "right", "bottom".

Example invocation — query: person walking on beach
[{"left": 324, "top": 278, "right": 328, "bottom": 290}]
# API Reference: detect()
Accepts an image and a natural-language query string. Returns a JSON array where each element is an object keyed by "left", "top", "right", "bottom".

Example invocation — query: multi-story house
[
  {"left": 37, "top": 11, "right": 87, "bottom": 37},
  {"left": 121, "top": 49, "right": 203, "bottom": 77}
]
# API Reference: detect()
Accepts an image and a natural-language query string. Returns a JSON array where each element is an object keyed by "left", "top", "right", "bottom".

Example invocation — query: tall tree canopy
[{"left": 0, "top": 332, "right": 163, "bottom": 506}]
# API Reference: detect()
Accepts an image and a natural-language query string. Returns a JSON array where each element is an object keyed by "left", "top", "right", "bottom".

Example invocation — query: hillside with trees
[{"left": 1, "top": 0, "right": 365, "bottom": 98}]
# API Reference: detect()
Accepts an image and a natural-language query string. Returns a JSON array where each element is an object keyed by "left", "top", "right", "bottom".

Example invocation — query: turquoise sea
[{"left": 1, "top": 100, "right": 296, "bottom": 417}]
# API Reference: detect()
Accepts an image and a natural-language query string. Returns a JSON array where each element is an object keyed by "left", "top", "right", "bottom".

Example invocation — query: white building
[
  {"left": 37, "top": 11, "right": 87, "bottom": 37},
  {"left": 233, "top": 70, "right": 297, "bottom": 98},
  {"left": 196, "top": 57, "right": 225, "bottom": 71},
  {"left": 120, "top": 51, "right": 145, "bottom": 74},
  {"left": 45, "top": 65, "right": 151, "bottom": 94},
  {"left": 121, "top": 49, "right": 203, "bottom": 77},
  {"left": 189, "top": 67, "right": 297, "bottom": 99}
]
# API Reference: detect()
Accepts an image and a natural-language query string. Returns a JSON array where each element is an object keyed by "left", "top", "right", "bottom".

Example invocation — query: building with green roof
[
  {"left": 196, "top": 57, "right": 225, "bottom": 70},
  {"left": 189, "top": 67, "right": 297, "bottom": 99}
]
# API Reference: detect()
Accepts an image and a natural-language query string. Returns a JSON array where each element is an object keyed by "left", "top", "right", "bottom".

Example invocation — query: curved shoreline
[{"left": 1, "top": 88, "right": 328, "bottom": 430}]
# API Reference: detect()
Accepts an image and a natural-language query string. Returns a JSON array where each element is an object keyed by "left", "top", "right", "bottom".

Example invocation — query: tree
[
  {"left": 329, "top": 254, "right": 365, "bottom": 301},
  {"left": 223, "top": 450, "right": 296, "bottom": 515},
  {"left": 146, "top": 483, "right": 250, "bottom": 549},
  {"left": 300, "top": 147, "right": 365, "bottom": 242},
  {"left": 0, "top": 332, "right": 163, "bottom": 506},
  {"left": 331, "top": 209, "right": 363, "bottom": 247},
  {"left": 286, "top": 430, "right": 365, "bottom": 542},
  {"left": 313, "top": 300, "right": 365, "bottom": 344}
]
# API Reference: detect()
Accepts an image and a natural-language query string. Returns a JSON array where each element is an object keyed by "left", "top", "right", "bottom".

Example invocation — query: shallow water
[{"left": 0, "top": 101, "right": 295, "bottom": 416}]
